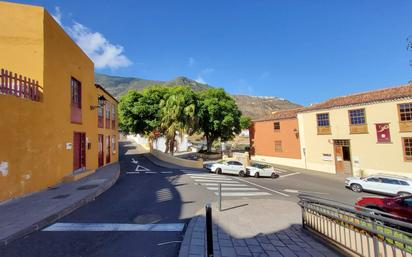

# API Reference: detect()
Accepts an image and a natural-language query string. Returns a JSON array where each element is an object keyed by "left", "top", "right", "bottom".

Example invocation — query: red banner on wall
[{"left": 375, "top": 123, "right": 391, "bottom": 143}]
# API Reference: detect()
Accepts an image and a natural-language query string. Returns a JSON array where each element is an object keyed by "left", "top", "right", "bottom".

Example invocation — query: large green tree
[
  {"left": 240, "top": 116, "right": 252, "bottom": 130},
  {"left": 197, "top": 88, "right": 242, "bottom": 152},
  {"left": 160, "top": 86, "right": 198, "bottom": 155}
]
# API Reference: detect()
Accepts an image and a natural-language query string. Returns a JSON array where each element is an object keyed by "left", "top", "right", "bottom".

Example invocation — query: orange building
[
  {"left": 0, "top": 2, "right": 118, "bottom": 202},
  {"left": 250, "top": 108, "right": 302, "bottom": 164}
]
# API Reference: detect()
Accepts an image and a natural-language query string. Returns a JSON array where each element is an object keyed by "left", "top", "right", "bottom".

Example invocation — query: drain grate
[
  {"left": 133, "top": 214, "right": 162, "bottom": 224},
  {"left": 77, "top": 184, "right": 98, "bottom": 190},
  {"left": 52, "top": 194, "right": 70, "bottom": 199}
]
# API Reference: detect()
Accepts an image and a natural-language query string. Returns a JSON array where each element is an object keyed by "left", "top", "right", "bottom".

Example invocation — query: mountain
[{"left": 95, "top": 73, "right": 301, "bottom": 120}]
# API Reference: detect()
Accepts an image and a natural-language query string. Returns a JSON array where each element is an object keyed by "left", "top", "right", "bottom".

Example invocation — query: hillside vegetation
[{"left": 95, "top": 73, "right": 301, "bottom": 120}]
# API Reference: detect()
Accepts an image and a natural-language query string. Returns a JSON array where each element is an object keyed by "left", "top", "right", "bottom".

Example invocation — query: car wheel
[
  {"left": 254, "top": 172, "right": 259, "bottom": 178},
  {"left": 397, "top": 191, "right": 411, "bottom": 197},
  {"left": 216, "top": 168, "right": 222, "bottom": 174},
  {"left": 239, "top": 170, "right": 245, "bottom": 177},
  {"left": 365, "top": 206, "right": 385, "bottom": 225},
  {"left": 350, "top": 183, "right": 363, "bottom": 193},
  {"left": 271, "top": 173, "right": 279, "bottom": 179}
]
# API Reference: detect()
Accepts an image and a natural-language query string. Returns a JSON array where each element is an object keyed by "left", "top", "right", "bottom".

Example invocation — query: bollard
[
  {"left": 205, "top": 204, "right": 214, "bottom": 257},
  {"left": 218, "top": 183, "right": 222, "bottom": 211}
]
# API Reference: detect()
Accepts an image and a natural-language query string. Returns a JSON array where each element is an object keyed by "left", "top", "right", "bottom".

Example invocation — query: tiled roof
[
  {"left": 253, "top": 108, "right": 302, "bottom": 122},
  {"left": 302, "top": 83, "right": 412, "bottom": 112}
]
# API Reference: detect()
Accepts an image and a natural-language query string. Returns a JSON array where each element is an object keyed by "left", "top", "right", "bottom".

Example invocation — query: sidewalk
[
  {"left": 0, "top": 162, "right": 120, "bottom": 246},
  {"left": 179, "top": 199, "right": 343, "bottom": 257}
]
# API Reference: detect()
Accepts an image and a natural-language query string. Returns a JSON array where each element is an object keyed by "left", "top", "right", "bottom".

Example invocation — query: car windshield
[{"left": 251, "top": 163, "right": 271, "bottom": 169}]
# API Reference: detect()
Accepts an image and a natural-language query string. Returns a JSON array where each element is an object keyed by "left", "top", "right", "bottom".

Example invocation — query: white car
[
  {"left": 209, "top": 160, "right": 246, "bottom": 176},
  {"left": 246, "top": 163, "right": 280, "bottom": 179},
  {"left": 345, "top": 174, "right": 412, "bottom": 196}
]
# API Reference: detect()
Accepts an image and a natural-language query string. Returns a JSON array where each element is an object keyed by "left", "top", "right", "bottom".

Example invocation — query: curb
[
  {"left": 1, "top": 164, "right": 120, "bottom": 246},
  {"left": 178, "top": 216, "right": 199, "bottom": 257}
]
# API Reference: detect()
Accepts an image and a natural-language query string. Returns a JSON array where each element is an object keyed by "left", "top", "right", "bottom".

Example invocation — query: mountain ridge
[{"left": 95, "top": 73, "right": 301, "bottom": 120}]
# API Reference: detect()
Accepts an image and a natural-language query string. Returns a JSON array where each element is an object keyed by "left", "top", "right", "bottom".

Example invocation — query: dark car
[{"left": 355, "top": 195, "right": 412, "bottom": 223}]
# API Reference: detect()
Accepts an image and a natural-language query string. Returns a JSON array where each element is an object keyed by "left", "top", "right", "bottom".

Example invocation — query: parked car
[
  {"left": 246, "top": 163, "right": 280, "bottom": 178},
  {"left": 208, "top": 160, "right": 246, "bottom": 176},
  {"left": 345, "top": 174, "right": 412, "bottom": 196},
  {"left": 355, "top": 195, "right": 412, "bottom": 223}
]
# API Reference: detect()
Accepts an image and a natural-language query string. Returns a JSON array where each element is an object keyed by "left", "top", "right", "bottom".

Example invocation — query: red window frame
[
  {"left": 105, "top": 102, "right": 111, "bottom": 129},
  {"left": 71, "top": 78, "right": 81, "bottom": 108}
]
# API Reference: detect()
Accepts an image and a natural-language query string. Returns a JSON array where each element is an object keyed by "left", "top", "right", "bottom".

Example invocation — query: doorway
[
  {"left": 106, "top": 135, "right": 111, "bottom": 164},
  {"left": 73, "top": 132, "right": 86, "bottom": 173},
  {"left": 333, "top": 139, "right": 352, "bottom": 175},
  {"left": 98, "top": 134, "right": 104, "bottom": 167}
]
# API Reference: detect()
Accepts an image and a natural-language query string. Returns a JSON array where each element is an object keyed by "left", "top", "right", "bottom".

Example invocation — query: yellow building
[
  {"left": 298, "top": 84, "right": 412, "bottom": 177},
  {"left": 0, "top": 2, "right": 118, "bottom": 202}
]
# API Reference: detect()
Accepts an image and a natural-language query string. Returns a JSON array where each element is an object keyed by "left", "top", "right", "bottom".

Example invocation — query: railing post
[
  {"left": 205, "top": 204, "right": 214, "bottom": 257},
  {"left": 372, "top": 222, "right": 380, "bottom": 257}
]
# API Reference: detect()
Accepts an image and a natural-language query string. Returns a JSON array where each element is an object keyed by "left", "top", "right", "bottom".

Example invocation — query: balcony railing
[{"left": 0, "top": 69, "right": 41, "bottom": 102}]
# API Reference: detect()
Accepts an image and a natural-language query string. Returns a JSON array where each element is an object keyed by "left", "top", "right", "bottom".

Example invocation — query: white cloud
[
  {"left": 201, "top": 68, "right": 214, "bottom": 75},
  {"left": 195, "top": 76, "right": 206, "bottom": 84},
  {"left": 188, "top": 57, "right": 195, "bottom": 67},
  {"left": 51, "top": 7, "right": 132, "bottom": 70},
  {"left": 51, "top": 6, "right": 62, "bottom": 25},
  {"left": 194, "top": 67, "right": 214, "bottom": 84}
]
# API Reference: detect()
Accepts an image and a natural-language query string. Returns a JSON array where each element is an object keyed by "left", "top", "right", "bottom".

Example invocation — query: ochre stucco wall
[
  {"left": 298, "top": 99, "right": 412, "bottom": 177},
  {"left": 0, "top": 2, "right": 118, "bottom": 201},
  {"left": 250, "top": 118, "right": 301, "bottom": 159}
]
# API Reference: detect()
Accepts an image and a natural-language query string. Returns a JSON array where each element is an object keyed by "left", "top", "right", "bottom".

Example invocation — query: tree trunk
[
  {"left": 206, "top": 135, "right": 213, "bottom": 153},
  {"left": 170, "top": 131, "right": 176, "bottom": 156},
  {"left": 165, "top": 138, "right": 170, "bottom": 153}
]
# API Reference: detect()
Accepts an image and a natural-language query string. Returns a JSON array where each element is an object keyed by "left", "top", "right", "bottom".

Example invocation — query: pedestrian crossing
[{"left": 187, "top": 173, "right": 271, "bottom": 197}]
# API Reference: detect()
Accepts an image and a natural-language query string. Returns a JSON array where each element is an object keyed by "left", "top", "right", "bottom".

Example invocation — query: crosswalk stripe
[
  {"left": 43, "top": 223, "right": 185, "bottom": 232},
  {"left": 161, "top": 171, "right": 173, "bottom": 174},
  {"left": 198, "top": 183, "right": 249, "bottom": 187},
  {"left": 194, "top": 179, "right": 240, "bottom": 183},
  {"left": 190, "top": 176, "right": 233, "bottom": 181},
  {"left": 127, "top": 171, "right": 140, "bottom": 174},
  {"left": 145, "top": 171, "right": 157, "bottom": 174},
  {"left": 206, "top": 187, "right": 259, "bottom": 191},
  {"left": 215, "top": 192, "right": 271, "bottom": 196}
]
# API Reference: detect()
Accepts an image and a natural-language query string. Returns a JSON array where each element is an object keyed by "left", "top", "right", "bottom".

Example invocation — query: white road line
[
  {"left": 161, "top": 171, "right": 173, "bottom": 174},
  {"left": 145, "top": 171, "right": 157, "bottom": 174},
  {"left": 279, "top": 172, "right": 300, "bottom": 178},
  {"left": 190, "top": 176, "right": 233, "bottom": 181},
  {"left": 194, "top": 179, "right": 240, "bottom": 184},
  {"left": 206, "top": 187, "right": 259, "bottom": 191},
  {"left": 198, "top": 183, "right": 249, "bottom": 187},
  {"left": 283, "top": 189, "right": 329, "bottom": 195},
  {"left": 136, "top": 165, "right": 150, "bottom": 172},
  {"left": 157, "top": 241, "right": 182, "bottom": 246},
  {"left": 43, "top": 223, "right": 185, "bottom": 232},
  {"left": 234, "top": 177, "right": 289, "bottom": 197},
  {"left": 181, "top": 170, "right": 201, "bottom": 173},
  {"left": 215, "top": 192, "right": 271, "bottom": 197},
  {"left": 126, "top": 171, "right": 140, "bottom": 174}
]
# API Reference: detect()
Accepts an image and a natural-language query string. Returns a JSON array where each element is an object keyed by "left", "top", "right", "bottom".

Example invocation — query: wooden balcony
[{"left": 349, "top": 124, "right": 368, "bottom": 134}]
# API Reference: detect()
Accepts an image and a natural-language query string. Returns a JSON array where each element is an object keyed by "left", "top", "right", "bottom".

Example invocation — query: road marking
[
  {"left": 181, "top": 169, "right": 201, "bottom": 173},
  {"left": 131, "top": 158, "right": 139, "bottom": 164},
  {"left": 206, "top": 187, "right": 259, "bottom": 191},
  {"left": 234, "top": 177, "right": 289, "bottom": 197},
  {"left": 161, "top": 171, "right": 173, "bottom": 174},
  {"left": 190, "top": 176, "right": 233, "bottom": 181},
  {"left": 127, "top": 171, "right": 140, "bottom": 174},
  {"left": 279, "top": 172, "right": 300, "bottom": 178},
  {"left": 43, "top": 223, "right": 185, "bottom": 232},
  {"left": 215, "top": 192, "right": 271, "bottom": 197},
  {"left": 145, "top": 171, "right": 157, "bottom": 174},
  {"left": 157, "top": 241, "right": 182, "bottom": 246},
  {"left": 136, "top": 165, "right": 150, "bottom": 172},
  {"left": 198, "top": 183, "right": 249, "bottom": 187},
  {"left": 193, "top": 179, "right": 240, "bottom": 183},
  {"left": 283, "top": 189, "right": 329, "bottom": 195}
]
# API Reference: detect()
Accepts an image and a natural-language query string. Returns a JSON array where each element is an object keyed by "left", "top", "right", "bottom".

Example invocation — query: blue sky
[{"left": 13, "top": 0, "right": 412, "bottom": 105}]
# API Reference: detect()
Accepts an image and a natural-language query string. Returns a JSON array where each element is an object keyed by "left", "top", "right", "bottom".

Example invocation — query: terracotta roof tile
[
  {"left": 253, "top": 108, "right": 302, "bottom": 122},
  {"left": 302, "top": 83, "right": 412, "bottom": 112}
]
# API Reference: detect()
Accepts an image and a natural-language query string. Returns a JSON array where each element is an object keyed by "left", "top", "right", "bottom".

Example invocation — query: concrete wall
[
  {"left": 150, "top": 149, "right": 203, "bottom": 168},
  {"left": 298, "top": 98, "right": 412, "bottom": 177}
]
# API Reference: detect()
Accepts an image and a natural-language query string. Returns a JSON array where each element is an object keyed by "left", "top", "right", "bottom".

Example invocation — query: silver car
[{"left": 345, "top": 174, "right": 412, "bottom": 196}]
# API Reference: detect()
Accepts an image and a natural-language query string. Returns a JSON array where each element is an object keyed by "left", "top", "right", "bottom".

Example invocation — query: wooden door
[
  {"left": 73, "top": 132, "right": 86, "bottom": 172},
  {"left": 106, "top": 135, "right": 111, "bottom": 164},
  {"left": 98, "top": 134, "right": 104, "bottom": 167},
  {"left": 334, "top": 144, "right": 344, "bottom": 173}
]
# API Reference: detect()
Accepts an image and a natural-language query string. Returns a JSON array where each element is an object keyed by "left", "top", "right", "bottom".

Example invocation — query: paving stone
[
  {"left": 270, "top": 240, "right": 285, "bottom": 247},
  {"left": 293, "top": 251, "right": 312, "bottom": 257},
  {"left": 287, "top": 244, "right": 303, "bottom": 251},
  {"left": 235, "top": 246, "right": 252, "bottom": 256},
  {"left": 189, "top": 245, "right": 204, "bottom": 255},
  {"left": 192, "top": 231, "right": 205, "bottom": 239},
  {"left": 260, "top": 243, "right": 276, "bottom": 251},
  {"left": 191, "top": 238, "right": 204, "bottom": 246},
  {"left": 245, "top": 238, "right": 260, "bottom": 246},
  {"left": 219, "top": 239, "right": 233, "bottom": 247},
  {"left": 220, "top": 247, "right": 237, "bottom": 257},
  {"left": 295, "top": 242, "right": 311, "bottom": 248},
  {"left": 249, "top": 245, "right": 264, "bottom": 253},
  {"left": 232, "top": 239, "right": 247, "bottom": 246},
  {"left": 267, "top": 234, "right": 279, "bottom": 240},
  {"left": 303, "top": 248, "right": 326, "bottom": 257},
  {"left": 256, "top": 236, "right": 271, "bottom": 244},
  {"left": 253, "top": 253, "right": 268, "bottom": 257},
  {"left": 276, "top": 247, "right": 298, "bottom": 257},
  {"left": 265, "top": 251, "right": 283, "bottom": 257}
]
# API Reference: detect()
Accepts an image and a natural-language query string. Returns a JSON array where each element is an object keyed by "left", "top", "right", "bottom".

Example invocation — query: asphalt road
[
  {"left": 0, "top": 140, "right": 375, "bottom": 257},
  {"left": 0, "top": 141, "right": 214, "bottom": 257}
]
